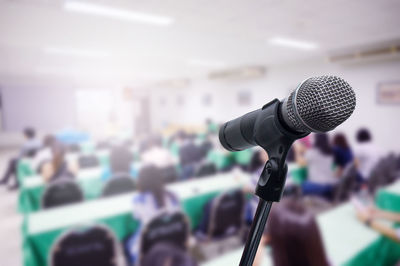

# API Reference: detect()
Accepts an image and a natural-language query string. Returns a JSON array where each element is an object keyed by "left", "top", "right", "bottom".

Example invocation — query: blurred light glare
[
  {"left": 44, "top": 47, "right": 111, "bottom": 58},
  {"left": 64, "top": 1, "right": 174, "bottom": 26},
  {"left": 188, "top": 59, "right": 227, "bottom": 68},
  {"left": 269, "top": 37, "right": 318, "bottom": 50}
]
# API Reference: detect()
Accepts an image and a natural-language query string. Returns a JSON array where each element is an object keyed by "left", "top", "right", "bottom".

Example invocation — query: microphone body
[{"left": 219, "top": 76, "right": 356, "bottom": 152}]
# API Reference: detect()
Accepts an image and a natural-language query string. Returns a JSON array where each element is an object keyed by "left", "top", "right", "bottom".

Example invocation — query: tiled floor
[{"left": 0, "top": 149, "right": 23, "bottom": 266}]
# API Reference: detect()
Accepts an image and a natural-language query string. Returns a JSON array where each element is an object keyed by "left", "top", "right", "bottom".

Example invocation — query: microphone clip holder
[{"left": 252, "top": 98, "right": 308, "bottom": 202}]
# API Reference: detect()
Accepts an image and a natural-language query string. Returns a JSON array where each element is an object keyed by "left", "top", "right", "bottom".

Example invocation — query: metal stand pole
[{"left": 239, "top": 199, "right": 273, "bottom": 266}]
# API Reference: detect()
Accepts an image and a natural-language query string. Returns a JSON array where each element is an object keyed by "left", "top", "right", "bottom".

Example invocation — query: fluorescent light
[
  {"left": 44, "top": 47, "right": 110, "bottom": 58},
  {"left": 269, "top": 37, "right": 318, "bottom": 50},
  {"left": 188, "top": 59, "right": 226, "bottom": 68},
  {"left": 64, "top": 1, "right": 173, "bottom": 26}
]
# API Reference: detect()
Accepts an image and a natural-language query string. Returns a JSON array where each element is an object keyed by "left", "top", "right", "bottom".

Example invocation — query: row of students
[{"left": 294, "top": 128, "right": 383, "bottom": 200}]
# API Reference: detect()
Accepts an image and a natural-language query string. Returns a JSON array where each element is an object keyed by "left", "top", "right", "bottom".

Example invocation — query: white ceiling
[{"left": 0, "top": 0, "right": 400, "bottom": 87}]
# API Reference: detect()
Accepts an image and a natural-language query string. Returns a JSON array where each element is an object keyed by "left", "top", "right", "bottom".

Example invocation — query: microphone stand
[
  {"left": 239, "top": 199, "right": 272, "bottom": 266},
  {"left": 236, "top": 99, "right": 308, "bottom": 266}
]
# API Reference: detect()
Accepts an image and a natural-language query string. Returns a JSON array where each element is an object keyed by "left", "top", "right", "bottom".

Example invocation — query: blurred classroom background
[{"left": 1, "top": 0, "right": 400, "bottom": 266}]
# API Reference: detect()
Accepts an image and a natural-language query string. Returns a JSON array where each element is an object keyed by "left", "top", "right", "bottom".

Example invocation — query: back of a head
[
  {"left": 268, "top": 198, "right": 329, "bottom": 266},
  {"left": 356, "top": 128, "right": 372, "bottom": 143},
  {"left": 333, "top": 133, "right": 350, "bottom": 150},
  {"left": 24, "top": 127, "right": 36, "bottom": 139},
  {"left": 110, "top": 145, "right": 133, "bottom": 174},
  {"left": 314, "top": 133, "right": 332, "bottom": 156},
  {"left": 43, "top": 135, "right": 56, "bottom": 148},
  {"left": 51, "top": 142, "right": 67, "bottom": 173},
  {"left": 141, "top": 243, "right": 197, "bottom": 266},
  {"left": 137, "top": 165, "right": 166, "bottom": 208},
  {"left": 249, "top": 151, "right": 263, "bottom": 173},
  {"left": 151, "top": 135, "right": 163, "bottom": 148}
]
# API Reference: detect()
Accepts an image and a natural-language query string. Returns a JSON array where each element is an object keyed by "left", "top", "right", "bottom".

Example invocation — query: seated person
[
  {"left": 177, "top": 133, "right": 205, "bottom": 180},
  {"left": 31, "top": 135, "right": 57, "bottom": 173},
  {"left": 332, "top": 133, "right": 353, "bottom": 177},
  {"left": 355, "top": 204, "right": 400, "bottom": 243},
  {"left": 254, "top": 197, "right": 330, "bottom": 266},
  {"left": 296, "top": 133, "right": 337, "bottom": 199},
  {"left": 141, "top": 135, "right": 175, "bottom": 168},
  {"left": 126, "top": 165, "right": 180, "bottom": 265},
  {"left": 41, "top": 143, "right": 77, "bottom": 183},
  {"left": 0, "top": 127, "right": 41, "bottom": 189},
  {"left": 244, "top": 149, "right": 269, "bottom": 219},
  {"left": 110, "top": 144, "right": 133, "bottom": 174},
  {"left": 353, "top": 128, "right": 383, "bottom": 181},
  {"left": 141, "top": 243, "right": 198, "bottom": 266}
]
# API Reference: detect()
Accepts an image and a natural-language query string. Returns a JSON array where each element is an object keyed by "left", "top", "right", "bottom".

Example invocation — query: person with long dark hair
[
  {"left": 126, "top": 165, "right": 180, "bottom": 265},
  {"left": 257, "top": 198, "right": 330, "bottom": 266},
  {"left": 332, "top": 133, "right": 353, "bottom": 177},
  {"left": 296, "top": 133, "right": 337, "bottom": 199}
]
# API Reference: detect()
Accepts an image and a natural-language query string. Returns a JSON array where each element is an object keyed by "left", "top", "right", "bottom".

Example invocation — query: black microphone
[
  {"left": 220, "top": 75, "right": 356, "bottom": 266},
  {"left": 219, "top": 75, "right": 356, "bottom": 152}
]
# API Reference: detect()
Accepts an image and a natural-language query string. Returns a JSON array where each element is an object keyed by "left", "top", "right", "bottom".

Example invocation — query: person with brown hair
[
  {"left": 254, "top": 198, "right": 330, "bottom": 266},
  {"left": 332, "top": 133, "right": 353, "bottom": 177},
  {"left": 40, "top": 142, "right": 76, "bottom": 183}
]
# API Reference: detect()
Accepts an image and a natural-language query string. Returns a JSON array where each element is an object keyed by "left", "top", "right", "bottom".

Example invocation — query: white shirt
[
  {"left": 305, "top": 149, "right": 336, "bottom": 184},
  {"left": 141, "top": 147, "right": 176, "bottom": 168},
  {"left": 31, "top": 148, "right": 52, "bottom": 172},
  {"left": 128, "top": 192, "right": 180, "bottom": 264},
  {"left": 353, "top": 142, "right": 383, "bottom": 179}
]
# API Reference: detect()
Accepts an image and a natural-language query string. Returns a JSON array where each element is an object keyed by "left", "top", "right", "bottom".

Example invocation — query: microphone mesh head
[{"left": 286, "top": 76, "right": 356, "bottom": 132}]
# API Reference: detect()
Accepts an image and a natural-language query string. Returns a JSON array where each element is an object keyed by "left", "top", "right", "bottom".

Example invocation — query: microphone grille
[{"left": 287, "top": 76, "right": 356, "bottom": 132}]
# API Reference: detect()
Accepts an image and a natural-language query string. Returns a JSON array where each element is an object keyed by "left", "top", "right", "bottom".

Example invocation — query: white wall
[
  {"left": 150, "top": 59, "right": 400, "bottom": 151},
  {"left": 1, "top": 85, "right": 77, "bottom": 132}
]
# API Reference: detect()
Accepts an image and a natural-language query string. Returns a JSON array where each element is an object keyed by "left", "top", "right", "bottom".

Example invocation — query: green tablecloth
[
  {"left": 342, "top": 181, "right": 400, "bottom": 266},
  {"left": 16, "top": 151, "right": 110, "bottom": 184},
  {"left": 18, "top": 169, "right": 105, "bottom": 213},
  {"left": 207, "top": 150, "right": 233, "bottom": 170},
  {"left": 204, "top": 199, "right": 400, "bottom": 266},
  {"left": 289, "top": 166, "right": 307, "bottom": 184},
  {"left": 17, "top": 159, "right": 35, "bottom": 184},
  {"left": 23, "top": 173, "right": 250, "bottom": 266},
  {"left": 345, "top": 181, "right": 400, "bottom": 266},
  {"left": 376, "top": 180, "right": 400, "bottom": 212},
  {"left": 232, "top": 149, "right": 253, "bottom": 166}
]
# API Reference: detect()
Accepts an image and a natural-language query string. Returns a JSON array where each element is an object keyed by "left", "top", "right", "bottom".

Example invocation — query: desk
[
  {"left": 204, "top": 204, "right": 388, "bottom": 266},
  {"left": 207, "top": 149, "right": 254, "bottom": 170},
  {"left": 17, "top": 159, "right": 35, "bottom": 183},
  {"left": 287, "top": 163, "right": 307, "bottom": 184},
  {"left": 207, "top": 150, "right": 233, "bottom": 170},
  {"left": 376, "top": 180, "right": 400, "bottom": 212},
  {"left": 23, "top": 172, "right": 250, "bottom": 266},
  {"left": 203, "top": 202, "right": 400, "bottom": 266},
  {"left": 201, "top": 247, "right": 272, "bottom": 266},
  {"left": 319, "top": 201, "right": 400, "bottom": 266},
  {"left": 317, "top": 203, "right": 383, "bottom": 265},
  {"left": 18, "top": 168, "right": 104, "bottom": 213},
  {"left": 18, "top": 161, "right": 151, "bottom": 214},
  {"left": 16, "top": 150, "right": 110, "bottom": 183}
]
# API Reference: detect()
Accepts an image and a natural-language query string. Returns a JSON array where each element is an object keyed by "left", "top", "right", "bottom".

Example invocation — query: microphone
[
  {"left": 219, "top": 75, "right": 356, "bottom": 152},
  {"left": 220, "top": 75, "right": 356, "bottom": 266}
]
